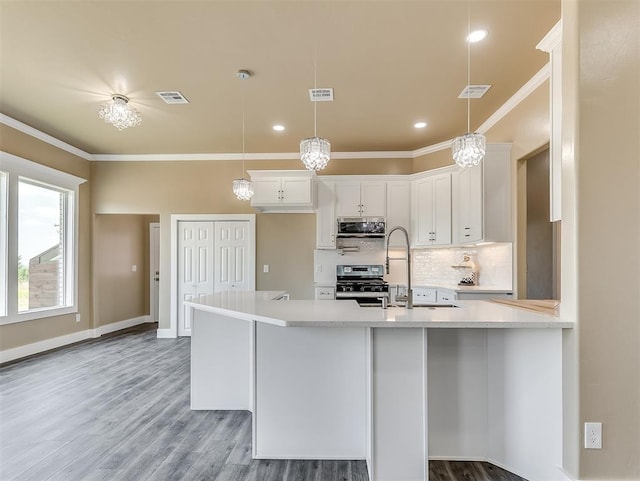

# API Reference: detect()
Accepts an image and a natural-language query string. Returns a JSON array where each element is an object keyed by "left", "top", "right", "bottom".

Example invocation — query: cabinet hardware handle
[{"left": 465, "top": 234, "right": 470, "bottom": 237}]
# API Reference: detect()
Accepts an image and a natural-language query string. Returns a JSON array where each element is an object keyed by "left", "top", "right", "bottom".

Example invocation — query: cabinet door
[
  {"left": 413, "top": 177, "right": 435, "bottom": 246},
  {"left": 436, "top": 289, "right": 457, "bottom": 303},
  {"left": 360, "top": 182, "right": 386, "bottom": 217},
  {"left": 432, "top": 174, "right": 452, "bottom": 246},
  {"left": 316, "top": 181, "right": 336, "bottom": 249},
  {"left": 454, "top": 165, "right": 482, "bottom": 243},
  {"left": 281, "top": 177, "right": 312, "bottom": 205},
  {"left": 413, "top": 287, "right": 437, "bottom": 304},
  {"left": 386, "top": 182, "right": 411, "bottom": 246},
  {"left": 251, "top": 178, "right": 282, "bottom": 205},
  {"left": 335, "top": 182, "right": 362, "bottom": 217}
]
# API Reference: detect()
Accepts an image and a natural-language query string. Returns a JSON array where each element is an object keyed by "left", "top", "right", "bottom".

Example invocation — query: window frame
[{"left": 0, "top": 151, "right": 85, "bottom": 325}]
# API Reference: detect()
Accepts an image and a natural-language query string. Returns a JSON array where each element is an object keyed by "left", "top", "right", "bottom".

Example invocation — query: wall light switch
[
  {"left": 263, "top": 264, "right": 270, "bottom": 273},
  {"left": 132, "top": 265, "right": 137, "bottom": 272}
]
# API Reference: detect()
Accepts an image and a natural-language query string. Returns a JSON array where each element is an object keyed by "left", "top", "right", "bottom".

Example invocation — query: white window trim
[{"left": 0, "top": 151, "right": 86, "bottom": 325}]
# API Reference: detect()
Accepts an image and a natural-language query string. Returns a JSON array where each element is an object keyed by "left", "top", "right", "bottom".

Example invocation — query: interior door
[
  {"left": 214, "top": 222, "right": 250, "bottom": 292},
  {"left": 178, "top": 221, "right": 214, "bottom": 336},
  {"left": 149, "top": 222, "right": 160, "bottom": 322}
]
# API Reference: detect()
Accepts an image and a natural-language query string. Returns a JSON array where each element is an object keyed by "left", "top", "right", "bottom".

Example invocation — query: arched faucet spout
[{"left": 385, "top": 226, "right": 413, "bottom": 309}]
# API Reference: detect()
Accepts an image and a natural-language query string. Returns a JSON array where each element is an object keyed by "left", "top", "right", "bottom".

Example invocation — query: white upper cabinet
[
  {"left": 386, "top": 181, "right": 411, "bottom": 247},
  {"left": 248, "top": 170, "right": 315, "bottom": 212},
  {"left": 412, "top": 173, "right": 452, "bottom": 247},
  {"left": 335, "top": 181, "right": 386, "bottom": 217},
  {"left": 451, "top": 144, "right": 512, "bottom": 244},
  {"left": 315, "top": 180, "right": 336, "bottom": 249}
]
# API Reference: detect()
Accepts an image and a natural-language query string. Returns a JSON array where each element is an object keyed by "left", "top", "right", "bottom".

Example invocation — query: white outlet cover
[
  {"left": 584, "top": 422, "right": 602, "bottom": 449},
  {"left": 263, "top": 264, "right": 269, "bottom": 273}
]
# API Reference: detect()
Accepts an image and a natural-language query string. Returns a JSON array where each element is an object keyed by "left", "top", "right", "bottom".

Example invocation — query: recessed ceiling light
[
  {"left": 273, "top": 125, "right": 285, "bottom": 132},
  {"left": 414, "top": 122, "right": 427, "bottom": 129},
  {"left": 467, "top": 29, "right": 488, "bottom": 43}
]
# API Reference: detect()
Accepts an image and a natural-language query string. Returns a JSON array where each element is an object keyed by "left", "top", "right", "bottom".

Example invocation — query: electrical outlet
[
  {"left": 75, "top": 313, "right": 81, "bottom": 323},
  {"left": 584, "top": 422, "right": 602, "bottom": 449},
  {"left": 263, "top": 264, "right": 269, "bottom": 273},
  {"left": 131, "top": 264, "right": 137, "bottom": 272}
]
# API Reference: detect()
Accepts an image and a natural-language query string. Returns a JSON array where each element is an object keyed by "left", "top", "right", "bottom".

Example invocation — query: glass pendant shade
[
  {"left": 300, "top": 136, "right": 331, "bottom": 171},
  {"left": 233, "top": 177, "right": 254, "bottom": 201},
  {"left": 98, "top": 94, "right": 142, "bottom": 130},
  {"left": 452, "top": 132, "right": 486, "bottom": 168}
]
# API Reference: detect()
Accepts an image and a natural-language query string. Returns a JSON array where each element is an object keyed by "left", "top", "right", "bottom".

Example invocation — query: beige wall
[
  {"left": 0, "top": 124, "right": 92, "bottom": 351},
  {"left": 256, "top": 214, "right": 316, "bottom": 300},
  {"left": 94, "top": 214, "right": 148, "bottom": 326},
  {"left": 572, "top": 0, "right": 640, "bottom": 478},
  {"left": 91, "top": 157, "right": 410, "bottom": 330}
]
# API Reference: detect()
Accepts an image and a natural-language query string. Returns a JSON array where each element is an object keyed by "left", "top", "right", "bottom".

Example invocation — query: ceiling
[{"left": 0, "top": 1, "right": 560, "bottom": 156}]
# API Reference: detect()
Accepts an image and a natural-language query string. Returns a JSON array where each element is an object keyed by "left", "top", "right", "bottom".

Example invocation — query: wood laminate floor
[{"left": 0, "top": 325, "right": 526, "bottom": 481}]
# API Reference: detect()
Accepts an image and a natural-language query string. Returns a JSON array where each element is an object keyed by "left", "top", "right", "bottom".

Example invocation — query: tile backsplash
[
  {"left": 412, "top": 243, "right": 512, "bottom": 288},
  {"left": 315, "top": 241, "right": 512, "bottom": 289}
]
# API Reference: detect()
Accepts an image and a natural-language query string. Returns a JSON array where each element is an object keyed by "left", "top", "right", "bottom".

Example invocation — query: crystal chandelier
[
  {"left": 300, "top": 46, "right": 331, "bottom": 171},
  {"left": 232, "top": 70, "right": 254, "bottom": 201},
  {"left": 452, "top": 0, "right": 486, "bottom": 168},
  {"left": 98, "top": 94, "right": 142, "bottom": 130}
]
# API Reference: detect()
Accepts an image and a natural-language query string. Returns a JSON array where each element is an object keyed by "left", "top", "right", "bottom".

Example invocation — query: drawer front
[
  {"left": 316, "top": 287, "right": 336, "bottom": 300},
  {"left": 413, "top": 288, "right": 437, "bottom": 304}
]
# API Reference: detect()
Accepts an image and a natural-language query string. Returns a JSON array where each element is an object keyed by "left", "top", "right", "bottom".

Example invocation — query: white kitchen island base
[{"left": 187, "top": 292, "right": 571, "bottom": 481}]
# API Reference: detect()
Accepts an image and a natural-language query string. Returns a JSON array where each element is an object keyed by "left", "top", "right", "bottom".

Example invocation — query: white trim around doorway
[{"left": 166, "top": 214, "right": 256, "bottom": 338}]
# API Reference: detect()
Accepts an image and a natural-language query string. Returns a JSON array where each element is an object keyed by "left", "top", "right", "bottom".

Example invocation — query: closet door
[
  {"left": 178, "top": 221, "right": 214, "bottom": 336},
  {"left": 214, "top": 222, "right": 250, "bottom": 292}
]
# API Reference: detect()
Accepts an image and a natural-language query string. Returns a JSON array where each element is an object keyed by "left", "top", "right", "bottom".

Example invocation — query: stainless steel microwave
[{"left": 336, "top": 217, "right": 386, "bottom": 238}]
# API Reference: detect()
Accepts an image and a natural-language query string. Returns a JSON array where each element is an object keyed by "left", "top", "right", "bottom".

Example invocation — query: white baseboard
[
  {"left": 93, "top": 315, "right": 151, "bottom": 337},
  {"left": 0, "top": 315, "right": 153, "bottom": 364},
  {"left": 156, "top": 328, "right": 177, "bottom": 339},
  {"left": 428, "top": 456, "right": 486, "bottom": 462},
  {"left": 0, "top": 330, "right": 93, "bottom": 364}
]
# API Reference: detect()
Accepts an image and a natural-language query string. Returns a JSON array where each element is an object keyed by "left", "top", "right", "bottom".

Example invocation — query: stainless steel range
[{"left": 336, "top": 265, "right": 389, "bottom": 307}]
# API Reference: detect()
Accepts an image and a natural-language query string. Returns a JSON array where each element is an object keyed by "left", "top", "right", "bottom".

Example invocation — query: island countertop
[{"left": 185, "top": 291, "right": 573, "bottom": 329}]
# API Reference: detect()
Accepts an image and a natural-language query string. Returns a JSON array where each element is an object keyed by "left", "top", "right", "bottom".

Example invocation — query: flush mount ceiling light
[
  {"left": 273, "top": 124, "right": 285, "bottom": 132},
  {"left": 467, "top": 29, "right": 488, "bottom": 43},
  {"left": 414, "top": 121, "right": 427, "bottom": 129},
  {"left": 232, "top": 70, "right": 254, "bottom": 201},
  {"left": 98, "top": 94, "right": 142, "bottom": 130},
  {"left": 452, "top": 1, "right": 486, "bottom": 168},
  {"left": 300, "top": 43, "right": 331, "bottom": 171}
]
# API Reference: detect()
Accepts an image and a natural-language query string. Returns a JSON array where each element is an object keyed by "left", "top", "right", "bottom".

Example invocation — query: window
[{"left": 0, "top": 152, "right": 85, "bottom": 324}]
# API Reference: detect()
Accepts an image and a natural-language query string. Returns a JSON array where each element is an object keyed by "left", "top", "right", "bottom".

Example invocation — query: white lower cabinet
[
  {"left": 315, "top": 286, "right": 335, "bottom": 300},
  {"left": 412, "top": 287, "right": 437, "bottom": 304},
  {"left": 436, "top": 289, "right": 456, "bottom": 303}
]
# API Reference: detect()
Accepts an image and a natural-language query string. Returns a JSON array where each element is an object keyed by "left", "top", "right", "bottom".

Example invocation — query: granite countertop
[{"left": 186, "top": 291, "right": 572, "bottom": 329}]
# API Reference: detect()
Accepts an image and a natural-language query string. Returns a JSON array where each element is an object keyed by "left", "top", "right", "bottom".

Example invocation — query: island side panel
[
  {"left": 372, "top": 328, "right": 428, "bottom": 481},
  {"left": 191, "top": 309, "right": 251, "bottom": 410},
  {"left": 427, "top": 329, "right": 488, "bottom": 460},
  {"left": 486, "top": 328, "right": 563, "bottom": 481},
  {"left": 254, "top": 323, "right": 367, "bottom": 459}
]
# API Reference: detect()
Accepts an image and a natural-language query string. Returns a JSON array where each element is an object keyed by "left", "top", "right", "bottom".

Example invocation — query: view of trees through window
[{"left": 17, "top": 180, "right": 65, "bottom": 312}]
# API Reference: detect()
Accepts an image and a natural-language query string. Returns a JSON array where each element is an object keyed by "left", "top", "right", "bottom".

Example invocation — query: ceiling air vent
[
  {"left": 308, "top": 88, "right": 334, "bottom": 102},
  {"left": 458, "top": 85, "right": 492, "bottom": 99},
  {"left": 156, "top": 91, "right": 190, "bottom": 104}
]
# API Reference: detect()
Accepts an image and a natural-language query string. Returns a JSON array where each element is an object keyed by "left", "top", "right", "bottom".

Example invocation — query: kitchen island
[{"left": 186, "top": 291, "right": 572, "bottom": 481}]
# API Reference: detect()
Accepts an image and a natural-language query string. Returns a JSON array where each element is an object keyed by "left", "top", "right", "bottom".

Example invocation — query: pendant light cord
[
  {"left": 467, "top": 0, "right": 471, "bottom": 133},
  {"left": 241, "top": 76, "right": 246, "bottom": 176},
  {"left": 313, "top": 41, "right": 318, "bottom": 138}
]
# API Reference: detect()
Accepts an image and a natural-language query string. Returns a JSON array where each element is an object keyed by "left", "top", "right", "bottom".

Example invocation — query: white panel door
[
  {"left": 178, "top": 221, "right": 214, "bottom": 336},
  {"left": 432, "top": 174, "right": 452, "bottom": 245},
  {"left": 335, "top": 182, "right": 362, "bottom": 217},
  {"left": 281, "top": 177, "right": 312, "bottom": 204},
  {"left": 214, "top": 222, "right": 250, "bottom": 292}
]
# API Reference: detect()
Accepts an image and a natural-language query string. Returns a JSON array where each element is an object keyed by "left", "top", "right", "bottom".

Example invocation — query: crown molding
[
  {"left": 2, "top": 62, "right": 548, "bottom": 163},
  {"left": 476, "top": 63, "right": 550, "bottom": 135},
  {"left": 536, "top": 20, "right": 562, "bottom": 53},
  {"left": 0, "top": 114, "right": 92, "bottom": 161}
]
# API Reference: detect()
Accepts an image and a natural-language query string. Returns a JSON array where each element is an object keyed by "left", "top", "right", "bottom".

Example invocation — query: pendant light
[
  {"left": 300, "top": 43, "right": 331, "bottom": 171},
  {"left": 232, "top": 70, "right": 254, "bottom": 201},
  {"left": 452, "top": 0, "right": 486, "bottom": 168}
]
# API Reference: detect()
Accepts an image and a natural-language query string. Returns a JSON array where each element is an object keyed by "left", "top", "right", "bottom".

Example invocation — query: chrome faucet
[{"left": 385, "top": 226, "right": 413, "bottom": 309}]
